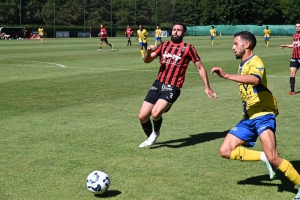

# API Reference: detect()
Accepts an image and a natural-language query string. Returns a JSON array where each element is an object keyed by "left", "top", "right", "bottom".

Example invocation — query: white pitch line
[
  {"left": 0, "top": 59, "right": 297, "bottom": 78},
  {"left": 0, "top": 59, "right": 66, "bottom": 68}
]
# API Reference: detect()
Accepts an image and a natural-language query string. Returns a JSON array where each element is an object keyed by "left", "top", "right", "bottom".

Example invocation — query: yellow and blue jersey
[
  {"left": 137, "top": 29, "right": 148, "bottom": 43},
  {"left": 155, "top": 29, "right": 161, "bottom": 37},
  {"left": 238, "top": 55, "right": 278, "bottom": 119},
  {"left": 38, "top": 28, "right": 44, "bottom": 35},
  {"left": 263, "top": 29, "right": 271, "bottom": 37},
  {"left": 210, "top": 29, "right": 216, "bottom": 36}
]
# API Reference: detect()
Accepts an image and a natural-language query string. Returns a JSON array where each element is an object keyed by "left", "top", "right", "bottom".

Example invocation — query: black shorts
[
  {"left": 100, "top": 38, "right": 108, "bottom": 42},
  {"left": 144, "top": 80, "right": 181, "bottom": 105},
  {"left": 290, "top": 58, "right": 300, "bottom": 69}
]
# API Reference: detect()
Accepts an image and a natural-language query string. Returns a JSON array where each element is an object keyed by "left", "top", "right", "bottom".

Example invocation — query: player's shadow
[
  {"left": 237, "top": 161, "right": 300, "bottom": 193},
  {"left": 94, "top": 190, "right": 122, "bottom": 198},
  {"left": 149, "top": 130, "right": 229, "bottom": 149}
]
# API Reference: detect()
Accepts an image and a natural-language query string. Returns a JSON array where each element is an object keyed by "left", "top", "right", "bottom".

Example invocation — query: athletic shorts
[
  {"left": 211, "top": 36, "right": 215, "bottom": 40},
  {"left": 100, "top": 38, "right": 108, "bottom": 42},
  {"left": 139, "top": 42, "right": 147, "bottom": 48},
  {"left": 39, "top": 34, "right": 43, "bottom": 38},
  {"left": 264, "top": 37, "right": 270, "bottom": 41},
  {"left": 144, "top": 80, "right": 181, "bottom": 106},
  {"left": 155, "top": 37, "right": 161, "bottom": 41},
  {"left": 229, "top": 114, "right": 276, "bottom": 147},
  {"left": 290, "top": 58, "right": 300, "bottom": 69}
]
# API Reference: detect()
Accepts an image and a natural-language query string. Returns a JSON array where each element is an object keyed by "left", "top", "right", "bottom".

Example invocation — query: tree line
[{"left": 0, "top": 0, "right": 299, "bottom": 29}]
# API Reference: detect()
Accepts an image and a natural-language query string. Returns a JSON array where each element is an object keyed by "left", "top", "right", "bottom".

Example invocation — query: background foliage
[{"left": 0, "top": 0, "right": 300, "bottom": 29}]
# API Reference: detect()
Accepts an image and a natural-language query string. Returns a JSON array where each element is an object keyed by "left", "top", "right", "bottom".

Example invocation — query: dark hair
[
  {"left": 234, "top": 31, "right": 256, "bottom": 49},
  {"left": 173, "top": 22, "right": 187, "bottom": 33},
  {"left": 296, "top": 20, "right": 300, "bottom": 24}
]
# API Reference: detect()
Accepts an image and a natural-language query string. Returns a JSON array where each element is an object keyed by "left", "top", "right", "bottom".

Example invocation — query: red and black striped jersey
[
  {"left": 154, "top": 41, "right": 201, "bottom": 88},
  {"left": 292, "top": 33, "right": 300, "bottom": 58},
  {"left": 100, "top": 28, "right": 107, "bottom": 39}
]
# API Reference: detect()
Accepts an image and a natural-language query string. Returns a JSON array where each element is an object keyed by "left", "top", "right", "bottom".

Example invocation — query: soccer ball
[{"left": 86, "top": 170, "right": 110, "bottom": 194}]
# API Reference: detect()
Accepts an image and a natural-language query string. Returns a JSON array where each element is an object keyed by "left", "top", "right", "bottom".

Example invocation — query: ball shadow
[{"left": 94, "top": 190, "right": 122, "bottom": 198}]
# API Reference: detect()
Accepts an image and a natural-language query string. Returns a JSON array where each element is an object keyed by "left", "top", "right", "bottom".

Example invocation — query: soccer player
[
  {"left": 154, "top": 25, "right": 162, "bottom": 46},
  {"left": 280, "top": 20, "right": 300, "bottom": 95},
  {"left": 97, "top": 24, "right": 113, "bottom": 52},
  {"left": 211, "top": 31, "right": 300, "bottom": 200},
  {"left": 23, "top": 27, "right": 27, "bottom": 39},
  {"left": 263, "top": 25, "right": 271, "bottom": 47},
  {"left": 125, "top": 25, "right": 133, "bottom": 46},
  {"left": 138, "top": 22, "right": 218, "bottom": 148},
  {"left": 89, "top": 27, "right": 92, "bottom": 38},
  {"left": 136, "top": 25, "right": 148, "bottom": 58},
  {"left": 210, "top": 25, "right": 216, "bottom": 45},
  {"left": 38, "top": 25, "right": 44, "bottom": 43}
]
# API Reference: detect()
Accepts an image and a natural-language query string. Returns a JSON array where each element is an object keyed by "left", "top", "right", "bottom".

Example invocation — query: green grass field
[{"left": 1, "top": 35, "right": 300, "bottom": 200}]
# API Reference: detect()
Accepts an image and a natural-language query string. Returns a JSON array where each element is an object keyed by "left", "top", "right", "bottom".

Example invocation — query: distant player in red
[
  {"left": 138, "top": 22, "right": 218, "bottom": 148},
  {"left": 97, "top": 24, "right": 113, "bottom": 52},
  {"left": 280, "top": 20, "right": 300, "bottom": 95},
  {"left": 125, "top": 25, "right": 133, "bottom": 46}
]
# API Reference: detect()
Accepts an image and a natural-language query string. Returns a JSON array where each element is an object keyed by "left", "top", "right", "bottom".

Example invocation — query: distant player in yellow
[
  {"left": 136, "top": 25, "right": 148, "bottom": 58},
  {"left": 38, "top": 26, "right": 44, "bottom": 43},
  {"left": 211, "top": 31, "right": 300, "bottom": 200},
  {"left": 154, "top": 25, "right": 162, "bottom": 46},
  {"left": 263, "top": 25, "right": 271, "bottom": 47},
  {"left": 210, "top": 26, "right": 216, "bottom": 45}
]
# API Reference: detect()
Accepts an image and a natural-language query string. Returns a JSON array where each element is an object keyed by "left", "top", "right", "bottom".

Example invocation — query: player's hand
[
  {"left": 147, "top": 45, "right": 156, "bottom": 52},
  {"left": 280, "top": 45, "right": 285, "bottom": 49},
  {"left": 211, "top": 67, "right": 227, "bottom": 78},
  {"left": 205, "top": 88, "right": 218, "bottom": 99}
]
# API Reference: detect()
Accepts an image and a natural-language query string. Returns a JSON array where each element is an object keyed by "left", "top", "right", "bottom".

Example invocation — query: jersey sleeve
[
  {"left": 249, "top": 64, "right": 264, "bottom": 83},
  {"left": 188, "top": 45, "right": 201, "bottom": 63}
]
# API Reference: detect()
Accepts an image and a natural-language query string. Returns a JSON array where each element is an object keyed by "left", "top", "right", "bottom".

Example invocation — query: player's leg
[
  {"left": 98, "top": 39, "right": 103, "bottom": 51},
  {"left": 289, "top": 61, "right": 299, "bottom": 95},
  {"left": 139, "top": 42, "right": 144, "bottom": 58},
  {"left": 105, "top": 39, "right": 113, "bottom": 50},
  {"left": 260, "top": 129, "right": 300, "bottom": 199},
  {"left": 211, "top": 36, "right": 214, "bottom": 45},
  {"left": 155, "top": 38, "right": 158, "bottom": 46}
]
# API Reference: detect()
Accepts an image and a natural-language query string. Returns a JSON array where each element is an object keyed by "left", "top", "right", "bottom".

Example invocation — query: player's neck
[{"left": 241, "top": 52, "right": 254, "bottom": 62}]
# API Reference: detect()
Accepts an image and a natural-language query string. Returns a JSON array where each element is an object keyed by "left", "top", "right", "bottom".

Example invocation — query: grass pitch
[{"left": 0, "top": 35, "right": 299, "bottom": 200}]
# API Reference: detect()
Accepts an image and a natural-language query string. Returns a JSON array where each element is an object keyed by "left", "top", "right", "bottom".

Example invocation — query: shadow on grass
[
  {"left": 237, "top": 161, "right": 300, "bottom": 194},
  {"left": 149, "top": 130, "right": 229, "bottom": 149},
  {"left": 94, "top": 190, "right": 122, "bottom": 198}
]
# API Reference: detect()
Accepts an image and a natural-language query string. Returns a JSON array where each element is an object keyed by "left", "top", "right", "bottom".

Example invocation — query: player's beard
[
  {"left": 235, "top": 49, "right": 245, "bottom": 59},
  {"left": 171, "top": 34, "right": 184, "bottom": 43}
]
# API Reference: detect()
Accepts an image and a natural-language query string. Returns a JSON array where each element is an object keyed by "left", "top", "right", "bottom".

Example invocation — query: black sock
[
  {"left": 290, "top": 77, "right": 295, "bottom": 92},
  {"left": 141, "top": 119, "right": 152, "bottom": 137},
  {"left": 153, "top": 117, "right": 163, "bottom": 133}
]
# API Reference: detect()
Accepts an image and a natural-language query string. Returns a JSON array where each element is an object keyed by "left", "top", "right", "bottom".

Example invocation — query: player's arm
[
  {"left": 195, "top": 61, "right": 218, "bottom": 98},
  {"left": 144, "top": 45, "right": 158, "bottom": 63},
  {"left": 280, "top": 44, "right": 293, "bottom": 48},
  {"left": 211, "top": 67, "right": 260, "bottom": 85}
]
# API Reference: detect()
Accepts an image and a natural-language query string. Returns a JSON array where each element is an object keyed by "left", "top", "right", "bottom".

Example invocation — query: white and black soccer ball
[{"left": 86, "top": 170, "right": 110, "bottom": 194}]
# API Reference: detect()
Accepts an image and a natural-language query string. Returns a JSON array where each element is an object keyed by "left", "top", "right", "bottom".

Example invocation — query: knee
[
  {"left": 138, "top": 113, "right": 149, "bottom": 123},
  {"left": 151, "top": 109, "right": 162, "bottom": 120},
  {"left": 219, "top": 147, "right": 231, "bottom": 159}
]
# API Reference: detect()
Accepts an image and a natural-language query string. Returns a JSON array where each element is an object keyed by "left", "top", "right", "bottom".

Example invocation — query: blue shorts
[
  {"left": 211, "top": 36, "right": 215, "bottom": 40},
  {"left": 156, "top": 37, "right": 161, "bottom": 41},
  {"left": 264, "top": 37, "right": 270, "bottom": 41},
  {"left": 229, "top": 114, "right": 276, "bottom": 147},
  {"left": 139, "top": 42, "right": 147, "bottom": 48}
]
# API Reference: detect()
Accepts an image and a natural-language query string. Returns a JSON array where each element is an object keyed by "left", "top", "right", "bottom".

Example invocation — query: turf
[{"left": 0, "top": 35, "right": 299, "bottom": 200}]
